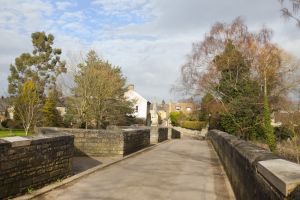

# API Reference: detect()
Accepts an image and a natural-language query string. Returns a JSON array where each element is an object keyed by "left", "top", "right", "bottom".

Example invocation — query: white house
[{"left": 124, "top": 85, "right": 151, "bottom": 124}]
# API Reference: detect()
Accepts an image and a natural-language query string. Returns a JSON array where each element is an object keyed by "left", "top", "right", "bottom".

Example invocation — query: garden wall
[
  {"left": 36, "top": 127, "right": 150, "bottom": 156},
  {"left": 171, "top": 128, "right": 181, "bottom": 139},
  {"left": 208, "top": 129, "right": 300, "bottom": 200},
  {"left": 150, "top": 127, "right": 168, "bottom": 144},
  {"left": 0, "top": 134, "right": 74, "bottom": 199}
]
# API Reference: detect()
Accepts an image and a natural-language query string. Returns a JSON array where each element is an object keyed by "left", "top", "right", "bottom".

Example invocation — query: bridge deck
[{"left": 37, "top": 134, "right": 235, "bottom": 200}]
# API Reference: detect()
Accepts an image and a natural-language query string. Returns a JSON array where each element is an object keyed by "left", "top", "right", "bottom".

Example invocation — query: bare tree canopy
[
  {"left": 180, "top": 17, "right": 300, "bottom": 106},
  {"left": 280, "top": 0, "right": 300, "bottom": 27}
]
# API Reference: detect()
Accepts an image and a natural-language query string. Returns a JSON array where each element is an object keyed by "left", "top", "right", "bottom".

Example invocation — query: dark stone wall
[
  {"left": 158, "top": 127, "right": 168, "bottom": 142},
  {"left": 208, "top": 130, "right": 285, "bottom": 200},
  {"left": 123, "top": 129, "right": 150, "bottom": 155},
  {"left": 171, "top": 128, "right": 181, "bottom": 139},
  {"left": 0, "top": 134, "right": 74, "bottom": 199},
  {"left": 150, "top": 127, "right": 168, "bottom": 143},
  {"left": 37, "top": 127, "right": 150, "bottom": 157}
]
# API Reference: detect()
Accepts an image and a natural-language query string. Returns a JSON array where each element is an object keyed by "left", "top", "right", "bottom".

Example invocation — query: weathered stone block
[{"left": 258, "top": 159, "right": 300, "bottom": 197}]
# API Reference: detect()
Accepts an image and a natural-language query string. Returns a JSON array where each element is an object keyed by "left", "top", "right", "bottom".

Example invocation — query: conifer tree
[{"left": 8, "top": 32, "right": 66, "bottom": 97}]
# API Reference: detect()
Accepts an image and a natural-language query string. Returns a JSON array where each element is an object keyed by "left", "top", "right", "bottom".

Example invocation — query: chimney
[{"left": 128, "top": 84, "right": 134, "bottom": 91}]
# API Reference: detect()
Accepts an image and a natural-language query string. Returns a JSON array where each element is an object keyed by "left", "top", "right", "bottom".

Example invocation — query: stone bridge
[{"left": 1, "top": 127, "right": 300, "bottom": 199}]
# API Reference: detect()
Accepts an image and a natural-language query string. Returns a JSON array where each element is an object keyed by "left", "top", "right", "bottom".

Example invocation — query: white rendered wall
[{"left": 124, "top": 90, "right": 148, "bottom": 119}]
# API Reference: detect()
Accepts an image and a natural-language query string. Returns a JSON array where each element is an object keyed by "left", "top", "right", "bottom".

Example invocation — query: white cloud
[
  {"left": 56, "top": 1, "right": 75, "bottom": 11},
  {"left": 0, "top": 0, "right": 300, "bottom": 102},
  {"left": 92, "top": 0, "right": 148, "bottom": 13}
]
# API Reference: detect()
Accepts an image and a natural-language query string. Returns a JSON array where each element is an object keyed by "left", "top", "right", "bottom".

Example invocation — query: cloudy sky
[{"left": 0, "top": 0, "right": 299, "bottom": 102}]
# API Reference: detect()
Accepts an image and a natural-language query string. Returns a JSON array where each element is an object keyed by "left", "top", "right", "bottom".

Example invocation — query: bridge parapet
[
  {"left": 208, "top": 129, "right": 300, "bottom": 200},
  {"left": 0, "top": 134, "right": 74, "bottom": 199},
  {"left": 36, "top": 127, "right": 150, "bottom": 157}
]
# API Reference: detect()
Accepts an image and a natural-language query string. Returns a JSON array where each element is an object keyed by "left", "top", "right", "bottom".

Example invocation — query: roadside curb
[{"left": 14, "top": 139, "right": 172, "bottom": 200}]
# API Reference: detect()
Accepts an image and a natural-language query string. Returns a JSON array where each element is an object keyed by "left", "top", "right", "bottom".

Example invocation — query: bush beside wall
[{"left": 180, "top": 121, "right": 206, "bottom": 130}]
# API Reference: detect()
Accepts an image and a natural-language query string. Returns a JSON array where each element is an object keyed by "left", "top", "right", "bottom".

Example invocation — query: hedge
[{"left": 180, "top": 121, "right": 207, "bottom": 130}]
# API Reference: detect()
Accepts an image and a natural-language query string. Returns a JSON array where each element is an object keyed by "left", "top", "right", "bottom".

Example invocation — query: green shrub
[
  {"left": 1, "top": 119, "right": 23, "bottom": 129},
  {"left": 169, "top": 111, "right": 186, "bottom": 126},
  {"left": 208, "top": 114, "right": 222, "bottom": 130},
  {"left": 220, "top": 114, "right": 239, "bottom": 136},
  {"left": 274, "top": 126, "right": 293, "bottom": 141},
  {"left": 180, "top": 121, "right": 207, "bottom": 130}
]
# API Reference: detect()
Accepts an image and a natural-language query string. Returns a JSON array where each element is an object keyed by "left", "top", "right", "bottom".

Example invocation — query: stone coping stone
[
  {"left": 1, "top": 136, "right": 31, "bottom": 147},
  {"left": 258, "top": 159, "right": 300, "bottom": 196},
  {"left": 122, "top": 127, "right": 150, "bottom": 132}
]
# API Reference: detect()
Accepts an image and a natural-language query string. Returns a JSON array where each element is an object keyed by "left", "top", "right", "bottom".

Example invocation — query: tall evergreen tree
[
  {"left": 214, "top": 41, "right": 261, "bottom": 140},
  {"left": 8, "top": 32, "right": 66, "bottom": 97}
]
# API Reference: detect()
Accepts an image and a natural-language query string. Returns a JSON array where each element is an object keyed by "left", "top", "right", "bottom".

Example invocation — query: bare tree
[
  {"left": 14, "top": 80, "right": 41, "bottom": 135},
  {"left": 280, "top": 0, "right": 300, "bottom": 27}
]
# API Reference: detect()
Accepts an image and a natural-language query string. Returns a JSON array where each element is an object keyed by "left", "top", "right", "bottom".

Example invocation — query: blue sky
[{"left": 0, "top": 0, "right": 300, "bottom": 102}]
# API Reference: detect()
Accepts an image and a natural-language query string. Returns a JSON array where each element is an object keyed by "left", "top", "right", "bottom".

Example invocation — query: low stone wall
[
  {"left": 123, "top": 128, "right": 150, "bottom": 155},
  {"left": 150, "top": 127, "right": 168, "bottom": 144},
  {"left": 158, "top": 127, "right": 168, "bottom": 142},
  {"left": 171, "top": 128, "right": 181, "bottom": 139},
  {"left": 0, "top": 134, "right": 74, "bottom": 199},
  {"left": 208, "top": 130, "right": 300, "bottom": 200},
  {"left": 37, "top": 127, "right": 150, "bottom": 157}
]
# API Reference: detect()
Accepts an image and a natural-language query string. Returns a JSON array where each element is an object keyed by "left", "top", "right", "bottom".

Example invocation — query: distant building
[
  {"left": 124, "top": 85, "right": 151, "bottom": 125},
  {"left": 149, "top": 100, "right": 199, "bottom": 126},
  {"left": 272, "top": 111, "right": 300, "bottom": 127},
  {"left": 0, "top": 97, "right": 13, "bottom": 121},
  {"left": 169, "top": 101, "right": 198, "bottom": 115},
  {"left": 0, "top": 97, "right": 8, "bottom": 122}
]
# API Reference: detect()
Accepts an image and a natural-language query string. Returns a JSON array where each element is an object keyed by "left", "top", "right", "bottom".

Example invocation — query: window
[
  {"left": 135, "top": 106, "right": 138, "bottom": 112},
  {"left": 186, "top": 107, "right": 192, "bottom": 112},
  {"left": 175, "top": 106, "right": 181, "bottom": 111}
]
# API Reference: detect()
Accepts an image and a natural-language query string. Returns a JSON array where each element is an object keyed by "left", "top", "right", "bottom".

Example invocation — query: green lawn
[{"left": 0, "top": 129, "right": 29, "bottom": 138}]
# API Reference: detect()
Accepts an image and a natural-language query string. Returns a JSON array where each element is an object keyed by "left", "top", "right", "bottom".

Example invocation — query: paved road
[{"left": 37, "top": 135, "right": 235, "bottom": 200}]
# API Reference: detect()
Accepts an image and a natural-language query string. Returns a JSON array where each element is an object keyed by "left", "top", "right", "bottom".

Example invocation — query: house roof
[{"left": 125, "top": 90, "right": 150, "bottom": 103}]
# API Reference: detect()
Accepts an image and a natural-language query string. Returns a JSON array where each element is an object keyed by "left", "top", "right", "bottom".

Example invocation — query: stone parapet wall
[
  {"left": 123, "top": 128, "right": 150, "bottom": 155},
  {"left": 37, "top": 127, "right": 123, "bottom": 156},
  {"left": 158, "top": 127, "right": 168, "bottom": 142},
  {"left": 150, "top": 127, "right": 168, "bottom": 144},
  {"left": 37, "top": 127, "right": 150, "bottom": 157},
  {"left": 0, "top": 134, "right": 74, "bottom": 199},
  {"left": 171, "top": 128, "right": 181, "bottom": 139},
  {"left": 208, "top": 130, "right": 300, "bottom": 200}
]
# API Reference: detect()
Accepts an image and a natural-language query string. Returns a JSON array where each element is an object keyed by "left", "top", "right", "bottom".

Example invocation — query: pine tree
[{"left": 8, "top": 32, "right": 66, "bottom": 97}]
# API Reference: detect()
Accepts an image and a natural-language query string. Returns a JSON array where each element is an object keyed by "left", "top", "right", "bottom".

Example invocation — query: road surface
[{"left": 37, "top": 134, "right": 235, "bottom": 200}]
